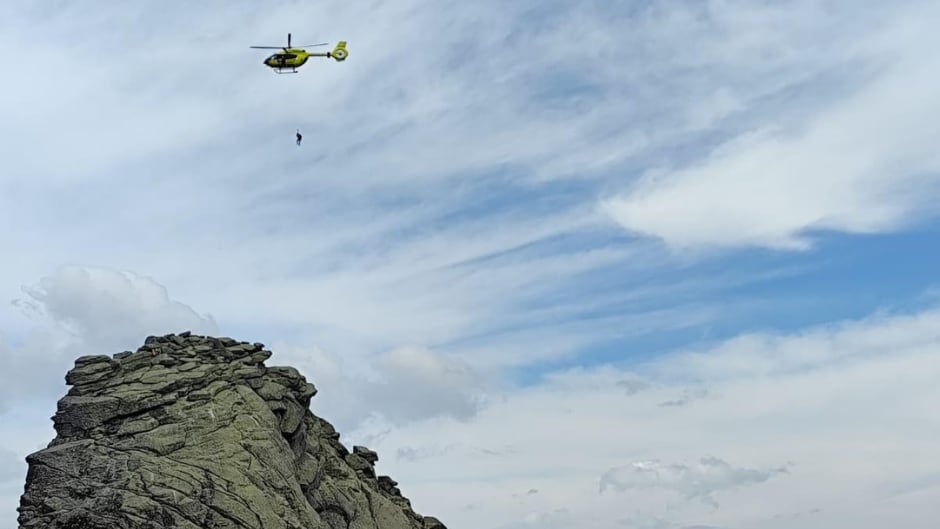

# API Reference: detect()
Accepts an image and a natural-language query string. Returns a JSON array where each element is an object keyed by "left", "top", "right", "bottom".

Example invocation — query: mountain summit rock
[{"left": 17, "top": 332, "right": 447, "bottom": 529}]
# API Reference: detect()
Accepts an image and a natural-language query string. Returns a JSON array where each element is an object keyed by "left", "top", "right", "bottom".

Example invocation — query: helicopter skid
[{"left": 273, "top": 69, "right": 298, "bottom": 74}]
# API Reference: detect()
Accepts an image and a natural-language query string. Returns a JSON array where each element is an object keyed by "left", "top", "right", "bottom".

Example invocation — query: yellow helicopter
[{"left": 251, "top": 33, "right": 348, "bottom": 74}]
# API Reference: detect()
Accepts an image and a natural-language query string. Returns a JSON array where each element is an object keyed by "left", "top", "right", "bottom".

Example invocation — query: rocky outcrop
[{"left": 17, "top": 332, "right": 446, "bottom": 529}]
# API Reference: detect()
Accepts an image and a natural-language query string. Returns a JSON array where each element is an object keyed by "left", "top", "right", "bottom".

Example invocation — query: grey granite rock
[{"left": 17, "top": 333, "right": 446, "bottom": 529}]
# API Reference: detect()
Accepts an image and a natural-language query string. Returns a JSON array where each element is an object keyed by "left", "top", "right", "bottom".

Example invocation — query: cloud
[
  {"left": 496, "top": 508, "right": 574, "bottom": 529},
  {"left": 599, "top": 457, "right": 787, "bottom": 507},
  {"left": 0, "top": 265, "right": 217, "bottom": 413},
  {"left": 600, "top": 1, "right": 940, "bottom": 251},
  {"left": 17, "top": 265, "right": 218, "bottom": 352},
  {"left": 618, "top": 514, "right": 728, "bottom": 529},
  {"left": 658, "top": 388, "right": 710, "bottom": 408},
  {"left": 617, "top": 515, "right": 673, "bottom": 529},
  {"left": 397, "top": 446, "right": 441, "bottom": 462},
  {"left": 267, "top": 341, "right": 488, "bottom": 431},
  {"left": 0, "top": 0, "right": 866, "bottom": 380},
  {"left": 362, "top": 346, "right": 487, "bottom": 423},
  {"left": 652, "top": 306, "right": 940, "bottom": 381},
  {"left": 616, "top": 377, "right": 651, "bottom": 396},
  {"left": 353, "top": 304, "right": 940, "bottom": 529}
]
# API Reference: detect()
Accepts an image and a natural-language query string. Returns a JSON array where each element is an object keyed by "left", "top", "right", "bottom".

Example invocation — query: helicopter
[{"left": 250, "top": 33, "right": 348, "bottom": 74}]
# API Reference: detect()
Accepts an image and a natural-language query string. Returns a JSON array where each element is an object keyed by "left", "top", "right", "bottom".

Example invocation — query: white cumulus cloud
[{"left": 18, "top": 265, "right": 218, "bottom": 352}]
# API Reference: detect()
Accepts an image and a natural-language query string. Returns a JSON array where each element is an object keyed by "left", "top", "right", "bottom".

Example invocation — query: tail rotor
[{"left": 328, "top": 41, "right": 348, "bottom": 61}]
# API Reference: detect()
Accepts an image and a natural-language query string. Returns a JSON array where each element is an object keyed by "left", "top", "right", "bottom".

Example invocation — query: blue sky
[{"left": 2, "top": 1, "right": 940, "bottom": 528}]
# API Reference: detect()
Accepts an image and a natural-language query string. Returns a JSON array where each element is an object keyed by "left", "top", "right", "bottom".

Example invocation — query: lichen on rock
[{"left": 17, "top": 332, "right": 446, "bottom": 529}]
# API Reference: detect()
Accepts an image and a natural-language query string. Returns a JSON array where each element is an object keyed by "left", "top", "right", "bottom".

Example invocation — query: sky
[{"left": 1, "top": 0, "right": 939, "bottom": 528}]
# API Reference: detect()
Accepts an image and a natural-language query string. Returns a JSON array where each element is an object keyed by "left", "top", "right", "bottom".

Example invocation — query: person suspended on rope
[{"left": 296, "top": 129, "right": 303, "bottom": 146}]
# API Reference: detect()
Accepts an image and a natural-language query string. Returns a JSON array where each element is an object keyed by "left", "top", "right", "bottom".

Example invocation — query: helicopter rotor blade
[{"left": 251, "top": 34, "right": 324, "bottom": 49}]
